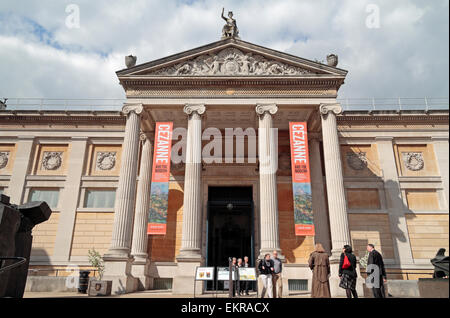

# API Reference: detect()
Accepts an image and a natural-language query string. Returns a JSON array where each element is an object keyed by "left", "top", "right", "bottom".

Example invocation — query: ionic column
[
  {"left": 320, "top": 103, "right": 350, "bottom": 258},
  {"left": 131, "top": 132, "right": 153, "bottom": 264},
  {"left": 309, "top": 137, "right": 332, "bottom": 254},
  {"left": 256, "top": 104, "right": 281, "bottom": 257},
  {"left": 178, "top": 104, "right": 205, "bottom": 259},
  {"left": 105, "top": 104, "right": 143, "bottom": 259}
]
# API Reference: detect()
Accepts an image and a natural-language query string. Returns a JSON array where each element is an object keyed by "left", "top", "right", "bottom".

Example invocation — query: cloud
[{"left": 0, "top": 0, "right": 448, "bottom": 99}]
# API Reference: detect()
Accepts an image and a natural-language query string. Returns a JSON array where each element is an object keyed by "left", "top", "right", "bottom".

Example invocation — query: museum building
[{"left": 0, "top": 34, "right": 448, "bottom": 296}]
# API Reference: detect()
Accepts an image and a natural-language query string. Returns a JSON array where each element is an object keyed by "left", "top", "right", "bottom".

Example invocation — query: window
[
  {"left": 84, "top": 189, "right": 116, "bottom": 208},
  {"left": 29, "top": 188, "right": 60, "bottom": 208},
  {"left": 0, "top": 188, "right": 4, "bottom": 195}
]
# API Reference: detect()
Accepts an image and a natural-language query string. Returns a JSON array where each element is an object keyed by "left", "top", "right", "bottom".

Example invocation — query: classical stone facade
[{"left": 0, "top": 38, "right": 448, "bottom": 296}]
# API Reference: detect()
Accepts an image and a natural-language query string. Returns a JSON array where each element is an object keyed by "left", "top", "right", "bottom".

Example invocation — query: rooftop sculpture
[{"left": 221, "top": 7, "right": 239, "bottom": 39}]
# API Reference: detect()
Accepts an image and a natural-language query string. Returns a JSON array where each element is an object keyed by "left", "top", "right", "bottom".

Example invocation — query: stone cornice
[
  {"left": 337, "top": 112, "right": 449, "bottom": 124},
  {"left": 120, "top": 77, "right": 345, "bottom": 89},
  {"left": 0, "top": 112, "right": 125, "bottom": 125}
]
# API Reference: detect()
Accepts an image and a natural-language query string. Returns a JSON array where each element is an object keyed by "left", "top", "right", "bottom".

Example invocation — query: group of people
[
  {"left": 308, "top": 243, "right": 387, "bottom": 298},
  {"left": 230, "top": 251, "right": 283, "bottom": 298},
  {"left": 231, "top": 243, "right": 386, "bottom": 298},
  {"left": 230, "top": 256, "right": 252, "bottom": 296}
]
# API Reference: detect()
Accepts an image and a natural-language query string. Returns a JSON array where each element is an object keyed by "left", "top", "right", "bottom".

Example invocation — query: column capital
[
  {"left": 256, "top": 104, "right": 278, "bottom": 116},
  {"left": 184, "top": 104, "right": 205, "bottom": 116},
  {"left": 319, "top": 103, "right": 342, "bottom": 116},
  {"left": 122, "top": 103, "right": 144, "bottom": 116},
  {"left": 139, "top": 131, "right": 154, "bottom": 143}
]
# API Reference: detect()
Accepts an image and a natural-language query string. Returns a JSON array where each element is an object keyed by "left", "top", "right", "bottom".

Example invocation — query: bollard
[{"left": 78, "top": 270, "right": 91, "bottom": 294}]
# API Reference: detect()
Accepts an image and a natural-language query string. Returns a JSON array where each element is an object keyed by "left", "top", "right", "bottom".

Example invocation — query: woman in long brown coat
[{"left": 308, "top": 243, "right": 331, "bottom": 298}]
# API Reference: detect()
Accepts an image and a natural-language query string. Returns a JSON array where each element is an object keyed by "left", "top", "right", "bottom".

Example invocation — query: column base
[
  {"left": 329, "top": 258, "right": 364, "bottom": 297},
  {"left": 172, "top": 255, "right": 203, "bottom": 295},
  {"left": 102, "top": 255, "right": 138, "bottom": 294},
  {"left": 131, "top": 258, "right": 151, "bottom": 291}
]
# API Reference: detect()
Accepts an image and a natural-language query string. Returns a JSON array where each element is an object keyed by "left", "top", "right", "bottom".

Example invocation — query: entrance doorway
[{"left": 206, "top": 186, "right": 254, "bottom": 290}]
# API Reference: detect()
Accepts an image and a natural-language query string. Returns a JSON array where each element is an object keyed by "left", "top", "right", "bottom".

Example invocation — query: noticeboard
[
  {"left": 217, "top": 267, "right": 236, "bottom": 281},
  {"left": 238, "top": 267, "right": 257, "bottom": 281},
  {"left": 195, "top": 267, "right": 214, "bottom": 281}
]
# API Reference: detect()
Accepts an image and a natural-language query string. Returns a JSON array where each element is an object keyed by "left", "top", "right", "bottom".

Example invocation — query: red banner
[
  {"left": 289, "top": 122, "right": 315, "bottom": 236},
  {"left": 147, "top": 122, "right": 173, "bottom": 235}
]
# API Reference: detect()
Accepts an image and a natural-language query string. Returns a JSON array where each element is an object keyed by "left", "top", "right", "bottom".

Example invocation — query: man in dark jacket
[{"left": 367, "top": 244, "right": 387, "bottom": 298}]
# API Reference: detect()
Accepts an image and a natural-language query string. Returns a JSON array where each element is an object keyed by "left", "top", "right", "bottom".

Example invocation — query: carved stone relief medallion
[
  {"left": 346, "top": 152, "right": 368, "bottom": 170},
  {"left": 96, "top": 152, "right": 117, "bottom": 171},
  {"left": 402, "top": 152, "right": 424, "bottom": 171},
  {"left": 0, "top": 151, "right": 9, "bottom": 169},
  {"left": 42, "top": 152, "right": 63, "bottom": 170}
]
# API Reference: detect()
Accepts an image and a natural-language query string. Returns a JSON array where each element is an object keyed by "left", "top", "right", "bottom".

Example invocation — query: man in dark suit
[{"left": 367, "top": 244, "right": 387, "bottom": 298}]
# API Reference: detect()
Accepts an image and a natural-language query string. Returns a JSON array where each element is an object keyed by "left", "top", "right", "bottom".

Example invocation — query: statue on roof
[{"left": 221, "top": 8, "right": 239, "bottom": 39}]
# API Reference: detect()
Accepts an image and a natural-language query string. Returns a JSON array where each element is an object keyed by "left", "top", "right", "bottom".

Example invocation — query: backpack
[{"left": 342, "top": 254, "right": 351, "bottom": 269}]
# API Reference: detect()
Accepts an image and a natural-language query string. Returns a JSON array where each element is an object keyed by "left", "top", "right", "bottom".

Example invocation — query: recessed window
[
  {"left": 29, "top": 188, "right": 60, "bottom": 208},
  {"left": 0, "top": 188, "right": 4, "bottom": 195},
  {"left": 84, "top": 189, "right": 116, "bottom": 208}
]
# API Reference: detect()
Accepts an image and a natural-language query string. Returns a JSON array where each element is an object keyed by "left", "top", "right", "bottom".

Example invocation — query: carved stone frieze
[{"left": 148, "top": 48, "right": 314, "bottom": 76}]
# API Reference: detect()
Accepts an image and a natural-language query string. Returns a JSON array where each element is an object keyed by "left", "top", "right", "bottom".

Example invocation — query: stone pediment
[
  {"left": 147, "top": 47, "right": 313, "bottom": 76},
  {"left": 117, "top": 39, "right": 347, "bottom": 78}
]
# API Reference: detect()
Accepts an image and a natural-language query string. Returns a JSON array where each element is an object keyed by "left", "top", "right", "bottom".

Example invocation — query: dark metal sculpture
[
  {"left": 0, "top": 194, "right": 52, "bottom": 297},
  {"left": 431, "top": 248, "right": 449, "bottom": 278}
]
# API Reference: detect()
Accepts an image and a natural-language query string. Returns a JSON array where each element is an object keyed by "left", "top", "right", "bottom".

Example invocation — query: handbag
[{"left": 342, "top": 254, "right": 351, "bottom": 269}]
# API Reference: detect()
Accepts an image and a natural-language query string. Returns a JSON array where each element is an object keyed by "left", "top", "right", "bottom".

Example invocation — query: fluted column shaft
[
  {"left": 309, "top": 137, "right": 332, "bottom": 254},
  {"left": 131, "top": 132, "right": 153, "bottom": 264},
  {"left": 320, "top": 104, "right": 351, "bottom": 258},
  {"left": 106, "top": 104, "right": 142, "bottom": 258},
  {"left": 178, "top": 104, "right": 205, "bottom": 259},
  {"left": 256, "top": 104, "right": 281, "bottom": 256}
]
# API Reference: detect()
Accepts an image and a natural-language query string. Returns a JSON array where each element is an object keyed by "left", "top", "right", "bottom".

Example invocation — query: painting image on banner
[
  {"left": 293, "top": 183, "right": 313, "bottom": 229},
  {"left": 148, "top": 122, "right": 173, "bottom": 235},
  {"left": 289, "top": 122, "right": 315, "bottom": 236}
]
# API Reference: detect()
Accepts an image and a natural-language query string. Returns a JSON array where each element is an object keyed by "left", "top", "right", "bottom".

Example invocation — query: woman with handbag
[{"left": 339, "top": 245, "right": 358, "bottom": 298}]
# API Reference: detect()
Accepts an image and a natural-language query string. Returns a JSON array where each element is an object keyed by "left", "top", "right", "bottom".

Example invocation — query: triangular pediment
[{"left": 117, "top": 38, "right": 347, "bottom": 78}]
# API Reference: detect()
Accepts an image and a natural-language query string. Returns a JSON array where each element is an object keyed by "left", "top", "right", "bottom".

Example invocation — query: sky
[{"left": 0, "top": 0, "right": 448, "bottom": 100}]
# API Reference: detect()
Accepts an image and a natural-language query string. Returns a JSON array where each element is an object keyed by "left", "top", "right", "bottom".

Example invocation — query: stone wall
[
  {"left": 70, "top": 212, "right": 114, "bottom": 257},
  {"left": 406, "top": 214, "right": 449, "bottom": 260},
  {"left": 31, "top": 212, "right": 60, "bottom": 257}
]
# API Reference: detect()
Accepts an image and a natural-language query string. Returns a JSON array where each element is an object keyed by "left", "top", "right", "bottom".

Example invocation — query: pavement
[{"left": 23, "top": 290, "right": 312, "bottom": 298}]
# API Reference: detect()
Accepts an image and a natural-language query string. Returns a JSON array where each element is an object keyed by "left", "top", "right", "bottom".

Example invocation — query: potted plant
[{"left": 87, "top": 249, "right": 112, "bottom": 296}]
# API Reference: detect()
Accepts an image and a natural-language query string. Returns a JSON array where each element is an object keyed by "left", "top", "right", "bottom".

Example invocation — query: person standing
[
  {"left": 243, "top": 256, "right": 250, "bottom": 295},
  {"left": 308, "top": 243, "right": 331, "bottom": 298},
  {"left": 339, "top": 245, "right": 358, "bottom": 298},
  {"left": 258, "top": 254, "right": 274, "bottom": 298},
  {"left": 231, "top": 257, "right": 238, "bottom": 297},
  {"left": 367, "top": 244, "right": 387, "bottom": 298},
  {"left": 236, "top": 258, "right": 244, "bottom": 296},
  {"left": 271, "top": 250, "right": 283, "bottom": 298}
]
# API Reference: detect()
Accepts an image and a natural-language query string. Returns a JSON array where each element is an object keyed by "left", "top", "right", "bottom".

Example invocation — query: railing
[
  {"left": 0, "top": 257, "right": 27, "bottom": 274},
  {"left": 0, "top": 98, "right": 125, "bottom": 111},
  {"left": 339, "top": 97, "right": 449, "bottom": 112},
  {"left": 0, "top": 97, "right": 448, "bottom": 112}
]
